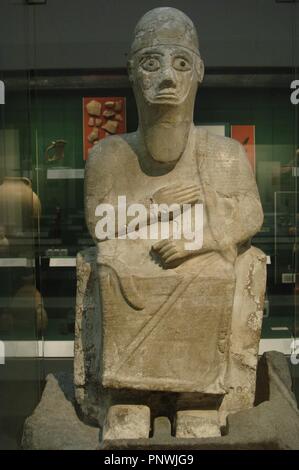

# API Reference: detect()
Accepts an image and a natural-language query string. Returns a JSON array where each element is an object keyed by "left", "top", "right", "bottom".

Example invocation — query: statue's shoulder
[
  {"left": 86, "top": 132, "right": 136, "bottom": 171},
  {"left": 194, "top": 126, "right": 244, "bottom": 161},
  {"left": 194, "top": 127, "right": 255, "bottom": 192}
]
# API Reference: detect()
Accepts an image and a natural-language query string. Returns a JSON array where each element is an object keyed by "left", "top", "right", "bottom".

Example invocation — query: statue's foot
[
  {"left": 102, "top": 404, "right": 151, "bottom": 441},
  {"left": 175, "top": 410, "right": 222, "bottom": 438}
]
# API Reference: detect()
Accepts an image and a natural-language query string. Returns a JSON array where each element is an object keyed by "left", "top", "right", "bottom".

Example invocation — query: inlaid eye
[
  {"left": 141, "top": 57, "right": 160, "bottom": 72},
  {"left": 173, "top": 57, "right": 191, "bottom": 71}
]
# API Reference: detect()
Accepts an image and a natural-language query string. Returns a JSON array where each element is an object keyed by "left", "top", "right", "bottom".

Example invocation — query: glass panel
[
  {"left": 0, "top": 8, "right": 41, "bottom": 450},
  {"left": 32, "top": 80, "right": 136, "bottom": 342},
  {"left": 1, "top": 0, "right": 298, "bottom": 449},
  {"left": 31, "top": 74, "right": 298, "bottom": 358},
  {"left": 195, "top": 85, "right": 297, "bottom": 351}
]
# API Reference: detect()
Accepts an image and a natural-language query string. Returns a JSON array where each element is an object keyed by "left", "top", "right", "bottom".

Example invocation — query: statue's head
[{"left": 128, "top": 7, "right": 204, "bottom": 109}]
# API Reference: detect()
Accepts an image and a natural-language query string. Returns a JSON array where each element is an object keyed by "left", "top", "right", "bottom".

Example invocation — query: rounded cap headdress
[{"left": 130, "top": 7, "right": 200, "bottom": 56}]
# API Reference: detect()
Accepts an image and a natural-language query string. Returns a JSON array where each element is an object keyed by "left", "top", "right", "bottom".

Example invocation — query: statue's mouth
[{"left": 155, "top": 92, "right": 177, "bottom": 100}]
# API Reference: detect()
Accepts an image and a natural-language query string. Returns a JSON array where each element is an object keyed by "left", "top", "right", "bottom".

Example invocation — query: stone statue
[
  {"left": 22, "top": 7, "right": 299, "bottom": 451},
  {"left": 76, "top": 7, "right": 267, "bottom": 439}
]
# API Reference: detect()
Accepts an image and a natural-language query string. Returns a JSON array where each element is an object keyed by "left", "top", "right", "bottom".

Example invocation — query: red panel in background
[
  {"left": 231, "top": 125, "right": 256, "bottom": 174},
  {"left": 83, "top": 97, "right": 126, "bottom": 160}
]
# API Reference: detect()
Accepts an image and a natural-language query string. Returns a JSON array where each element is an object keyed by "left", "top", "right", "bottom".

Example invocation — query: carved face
[{"left": 131, "top": 45, "right": 201, "bottom": 106}]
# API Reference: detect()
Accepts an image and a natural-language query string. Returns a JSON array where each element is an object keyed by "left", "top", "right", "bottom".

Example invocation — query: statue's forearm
[
  {"left": 209, "top": 194, "right": 263, "bottom": 250},
  {"left": 166, "top": 194, "right": 262, "bottom": 265},
  {"left": 94, "top": 196, "right": 154, "bottom": 242}
]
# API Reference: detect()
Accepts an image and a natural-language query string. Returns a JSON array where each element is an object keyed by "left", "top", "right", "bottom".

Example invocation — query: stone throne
[{"left": 74, "top": 243, "right": 267, "bottom": 440}]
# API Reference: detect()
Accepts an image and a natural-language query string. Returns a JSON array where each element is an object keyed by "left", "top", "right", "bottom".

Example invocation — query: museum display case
[
  {"left": 0, "top": 0, "right": 299, "bottom": 450},
  {"left": 0, "top": 66, "right": 42, "bottom": 447},
  {"left": 1, "top": 71, "right": 298, "bottom": 448},
  {"left": 13, "top": 73, "right": 295, "bottom": 346}
]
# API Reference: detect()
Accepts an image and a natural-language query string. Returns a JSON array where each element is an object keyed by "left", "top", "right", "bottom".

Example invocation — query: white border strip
[{"left": 1, "top": 338, "right": 292, "bottom": 358}]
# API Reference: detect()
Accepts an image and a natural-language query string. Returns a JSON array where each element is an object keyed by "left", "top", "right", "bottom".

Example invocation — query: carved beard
[{"left": 142, "top": 121, "right": 191, "bottom": 163}]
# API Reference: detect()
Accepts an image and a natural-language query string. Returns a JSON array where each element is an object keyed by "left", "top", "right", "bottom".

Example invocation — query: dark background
[{"left": 0, "top": 0, "right": 298, "bottom": 71}]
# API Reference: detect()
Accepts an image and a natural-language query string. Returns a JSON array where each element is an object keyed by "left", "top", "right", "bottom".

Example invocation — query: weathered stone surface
[
  {"left": 103, "top": 405, "right": 150, "bottom": 440},
  {"left": 152, "top": 416, "right": 172, "bottom": 440},
  {"left": 21, "top": 8, "right": 296, "bottom": 449},
  {"left": 22, "top": 374, "right": 99, "bottom": 450},
  {"left": 74, "top": 248, "right": 105, "bottom": 426},
  {"left": 74, "top": 243, "right": 266, "bottom": 424},
  {"left": 80, "top": 7, "right": 266, "bottom": 425},
  {"left": 219, "top": 246, "right": 267, "bottom": 422},
  {"left": 102, "top": 352, "right": 299, "bottom": 450},
  {"left": 176, "top": 410, "right": 221, "bottom": 438},
  {"left": 22, "top": 353, "right": 299, "bottom": 450}
]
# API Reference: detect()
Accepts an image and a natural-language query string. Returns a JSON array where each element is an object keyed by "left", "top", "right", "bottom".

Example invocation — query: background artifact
[
  {"left": 9, "top": 275, "right": 48, "bottom": 335},
  {"left": 83, "top": 97, "right": 126, "bottom": 159},
  {"left": 45, "top": 139, "right": 67, "bottom": 162},
  {"left": 0, "top": 177, "right": 41, "bottom": 238}
]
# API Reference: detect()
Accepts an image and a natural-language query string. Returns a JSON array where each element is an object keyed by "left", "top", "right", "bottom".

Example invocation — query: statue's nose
[{"left": 158, "top": 68, "right": 176, "bottom": 90}]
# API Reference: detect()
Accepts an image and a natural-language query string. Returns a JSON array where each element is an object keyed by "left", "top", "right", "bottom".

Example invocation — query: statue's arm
[
  {"left": 152, "top": 142, "right": 263, "bottom": 267},
  {"left": 210, "top": 142, "right": 263, "bottom": 252},
  {"left": 85, "top": 140, "right": 155, "bottom": 242},
  {"left": 84, "top": 143, "right": 114, "bottom": 242}
]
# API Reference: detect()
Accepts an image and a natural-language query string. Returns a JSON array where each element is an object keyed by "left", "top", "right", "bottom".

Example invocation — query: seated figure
[{"left": 76, "top": 7, "right": 267, "bottom": 438}]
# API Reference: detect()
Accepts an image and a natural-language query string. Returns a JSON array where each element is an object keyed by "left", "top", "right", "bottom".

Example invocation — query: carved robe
[{"left": 84, "top": 127, "right": 264, "bottom": 396}]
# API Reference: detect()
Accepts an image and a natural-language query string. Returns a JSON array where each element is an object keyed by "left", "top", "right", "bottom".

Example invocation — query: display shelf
[
  {"left": 47, "top": 168, "right": 84, "bottom": 179},
  {"left": 38, "top": 239, "right": 62, "bottom": 245},
  {"left": 5, "top": 239, "right": 35, "bottom": 246},
  {"left": 78, "top": 238, "right": 94, "bottom": 245},
  {"left": 271, "top": 326, "right": 289, "bottom": 331},
  {"left": 0, "top": 258, "right": 35, "bottom": 268},
  {"left": 254, "top": 237, "right": 294, "bottom": 244},
  {"left": 49, "top": 257, "right": 76, "bottom": 267},
  {"left": 262, "top": 315, "right": 294, "bottom": 339}
]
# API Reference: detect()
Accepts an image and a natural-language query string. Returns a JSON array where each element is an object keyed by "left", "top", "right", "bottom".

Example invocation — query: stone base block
[
  {"left": 175, "top": 410, "right": 221, "bottom": 438},
  {"left": 103, "top": 405, "right": 150, "bottom": 440},
  {"left": 22, "top": 352, "right": 299, "bottom": 450},
  {"left": 21, "top": 373, "right": 99, "bottom": 450}
]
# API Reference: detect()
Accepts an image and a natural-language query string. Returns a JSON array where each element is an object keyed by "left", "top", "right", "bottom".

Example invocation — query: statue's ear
[
  {"left": 195, "top": 57, "right": 204, "bottom": 83},
  {"left": 127, "top": 57, "right": 134, "bottom": 83}
]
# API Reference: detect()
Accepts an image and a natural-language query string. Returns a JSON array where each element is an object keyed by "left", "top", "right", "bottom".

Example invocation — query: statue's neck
[{"left": 138, "top": 104, "right": 193, "bottom": 164}]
